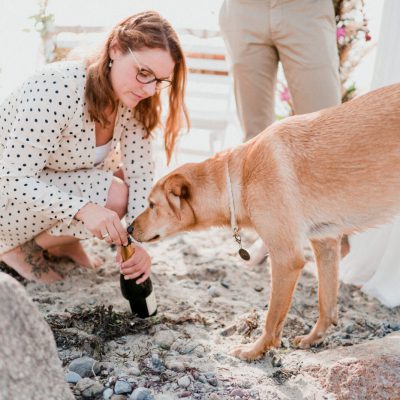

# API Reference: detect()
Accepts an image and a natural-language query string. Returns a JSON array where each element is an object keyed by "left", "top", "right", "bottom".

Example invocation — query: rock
[
  {"left": 177, "top": 375, "right": 191, "bottom": 388},
  {"left": 103, "top": 387, "right": 113, "bottom": 400},
  {"left": 111, "top": 396, "right": 128, "bottom": 400},
  {"left": 114, "top": 380, "right": 132, "bottom": 394},
  {"left": 220, "top": 324, "right": 237, "bottom": 337},
  {"left": 129, "top": 387, "right": 155, "bottom": 400},
  {"left": 69, "top": 356, "right": 101, "bottom": 378},
  {"left": 303, "top": 332, "right": 400, "bottom": 399},
  {"left": 165, "top": 358, "right": 185, "bottom": 372},
  {"left": 230, "top": 388, "right": 245, "bottom": 397},
  {"left": 127, "top": 366, "right": 141, "bottom": 376},
  {"left": 207, "top": 286, "right": 221, "bottom": 297},
  {"left": 0, "top": 273, "right": 74, "bottom": 400},
  {"left": 154, "top": 330, "right": 178, "bottom": 350},
  {"left": 75, "top": 377, "right": 104, "bottom": 398},
  {"left": 64, "top": 371, "right": 82, "bottom": 384}
]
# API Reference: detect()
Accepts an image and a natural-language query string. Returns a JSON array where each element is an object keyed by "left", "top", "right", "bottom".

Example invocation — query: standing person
[
  {"left": 0, "top": 11, "right": 189, "bottom": 283},
  {"left": 340, "top": 0, "right": 400, "bottom": 308},
  {"left": 219, "top": 0, "right": 341, "bottom": 264},
  {"left": 219, "top": 0, "right": 341, "bottom": 141}
]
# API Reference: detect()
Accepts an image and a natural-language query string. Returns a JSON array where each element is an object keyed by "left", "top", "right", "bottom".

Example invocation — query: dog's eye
[{"left": 149, "top": 201, "right": 155, "bottom": 209}]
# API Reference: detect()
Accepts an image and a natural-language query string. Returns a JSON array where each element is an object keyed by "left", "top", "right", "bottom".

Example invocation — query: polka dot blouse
[{"left": 0, "top": 61, "right": 154, "bottom": 254}]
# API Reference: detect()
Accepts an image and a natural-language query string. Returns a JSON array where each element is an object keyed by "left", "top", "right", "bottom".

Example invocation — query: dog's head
[{"left": 130, "top": 172, "right": 196, "bottom": 243}]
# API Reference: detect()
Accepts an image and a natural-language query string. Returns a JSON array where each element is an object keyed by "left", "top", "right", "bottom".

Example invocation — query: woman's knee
[{"left": 105, "top": 177, "right": 129, "bottom": 218}]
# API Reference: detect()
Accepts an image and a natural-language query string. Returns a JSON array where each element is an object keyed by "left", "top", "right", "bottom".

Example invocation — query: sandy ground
[{"left": 4, "top": 228, "right": 400, "bottom": 399}]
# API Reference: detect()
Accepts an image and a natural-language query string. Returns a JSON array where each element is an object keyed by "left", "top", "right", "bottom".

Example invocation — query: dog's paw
[
  {"left": 293, "top": 333, "right": 324, "bottom": 349},
  {"left": 230, "top": 342, "right": 266, "bottom": 361}
]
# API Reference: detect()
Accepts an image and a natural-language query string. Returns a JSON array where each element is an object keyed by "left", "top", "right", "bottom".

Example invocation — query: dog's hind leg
[
  {"left": 231, "top": 236, "right": 306, "bottom": 361},
  {"left": 293, "top": 237, "right": 340, "bottom": 349}
]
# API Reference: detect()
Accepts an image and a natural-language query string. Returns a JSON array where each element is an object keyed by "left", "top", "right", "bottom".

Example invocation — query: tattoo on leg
[{"left": 20, "top": 239, "right": 51, "bottom": 279}]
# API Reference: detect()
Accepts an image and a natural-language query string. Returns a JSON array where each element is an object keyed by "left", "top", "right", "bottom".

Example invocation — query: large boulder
[
  {"left": 0, "top": 272, "right": 74, "bottom": 400},
  {"left": 302, "top": 332, "right": 400, "bottom": 399}
]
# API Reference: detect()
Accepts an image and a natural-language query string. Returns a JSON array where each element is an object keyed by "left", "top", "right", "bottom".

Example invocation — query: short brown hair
[{"left": 85, "top": 11, "right": 189, "bottom": 163}]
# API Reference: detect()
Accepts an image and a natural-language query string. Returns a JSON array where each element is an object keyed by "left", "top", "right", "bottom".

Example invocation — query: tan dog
[{"left": 130, "top": 83, "right": 400, "bottom": 361}]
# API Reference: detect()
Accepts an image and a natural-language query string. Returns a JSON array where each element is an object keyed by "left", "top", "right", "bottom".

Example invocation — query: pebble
[
  {"left": 208, "top": 393, "right": 220, "bottom": 400},
  {"left": 207, "top": 286, "right": 221, "bottom": 297},
  {"left": 220, "top": 324, "right": 237, "bottom": 337},
  {"left": 75, "top": 377, "right": 104, "bottom": 398},
  {"left": 154, "top": 330, "right": 178, "bottom": 350},
  {"left": 103, "top": 388, "right": 113, "bottom": 400},
  {"left": 69, "top": 356, "right": 101, "bottom": 378},
  {"left": 114, "top": 380, "right": 132, "bottom": 395},
  {"left": 127, "top": 366, "right": 141, "bottom": 376},
  {"left": 64, "top": 371, "right": 81, "bottom": 384},
  {"left": 230, "top": 388, "right": 245, "bottom": 397},
  {"left": 165, "top": 358, "right": 185, "bottom": 372},
  {"left": 129, "top": 387, "right": 155, "bottom": 400},
  {"left": 177, "top": 375, "right": 191, "bottom": 388},
  {"left": 178, "top": 391, "right": 191, "bottom": 398},
  {"left": 345, "top": 323, "right": 354, "bottom": 334},
  {"left": 197, "top": 374, "right": 208, "bottom": 384}
]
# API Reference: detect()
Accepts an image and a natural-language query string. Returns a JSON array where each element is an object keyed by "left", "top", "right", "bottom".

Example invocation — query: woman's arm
[
  {"left": 0, "top": 67, "right": 90, "bottom": 225},
  {"left": 119, "top": 116, "right": 154, "bottom": 224}
]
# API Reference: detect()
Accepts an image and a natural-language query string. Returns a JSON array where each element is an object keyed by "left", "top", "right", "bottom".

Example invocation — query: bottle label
[{"left": 145, "top": 290, "right": 157, "bottom": 316}]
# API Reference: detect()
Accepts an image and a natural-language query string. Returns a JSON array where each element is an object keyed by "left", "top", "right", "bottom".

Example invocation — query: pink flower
[
  {"left": 280, "top": 86, "right": 291, "bottom": 102},
  {"left": 336, "top": 26, "right": 346, "bottom": 40}
]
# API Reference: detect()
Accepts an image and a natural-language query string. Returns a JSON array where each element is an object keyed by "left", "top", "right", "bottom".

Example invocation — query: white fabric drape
[{"left": 340, "top": 0, "right": 400, "bottom": 308}]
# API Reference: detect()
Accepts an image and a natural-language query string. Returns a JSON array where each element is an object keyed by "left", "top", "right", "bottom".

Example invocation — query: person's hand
[
  {"left": 74, "top": 202, "right": 128, "bottom": 246},
  {"left": 117, "top": 245, "right": 151, "bottom": 284}
]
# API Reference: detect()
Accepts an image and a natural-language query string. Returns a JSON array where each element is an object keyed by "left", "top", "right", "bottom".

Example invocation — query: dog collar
[{"left": 225, "top": 162, "right": 250, "bottom": 261}]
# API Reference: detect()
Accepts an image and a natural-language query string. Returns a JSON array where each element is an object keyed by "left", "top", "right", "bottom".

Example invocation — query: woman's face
[{"left": 109, "top": 46, "right": 175, "bottom": 108}]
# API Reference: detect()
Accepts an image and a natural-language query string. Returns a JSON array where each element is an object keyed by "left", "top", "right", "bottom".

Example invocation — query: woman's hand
[
  {"left": 117, "top": 245, "right": 152, "bottom": 284},
  {"left": 74, "top": 202, "right": 128, "bottom": 246}
]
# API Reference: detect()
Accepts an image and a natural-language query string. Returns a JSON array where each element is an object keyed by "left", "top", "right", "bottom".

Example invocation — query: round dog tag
[{"left": 239, "top": 248, "right": 250, "bottom": 261}]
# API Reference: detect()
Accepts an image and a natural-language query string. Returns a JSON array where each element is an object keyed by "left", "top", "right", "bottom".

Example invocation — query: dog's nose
[{"left": 127, "top": 224, "right": 134, "bottom": 234}]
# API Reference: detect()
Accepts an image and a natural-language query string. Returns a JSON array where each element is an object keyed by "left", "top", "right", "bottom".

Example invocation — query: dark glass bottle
[{"left": 120, "top": 237, "right": 157, "bottom": 318}]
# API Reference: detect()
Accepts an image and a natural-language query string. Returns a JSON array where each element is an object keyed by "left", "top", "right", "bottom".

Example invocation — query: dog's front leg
[
  {"left": 231, "top": 251, "right": 305, "bottom": 361},
  {"left": 293, "top": 237, "right": 340, "bottom": 348}
]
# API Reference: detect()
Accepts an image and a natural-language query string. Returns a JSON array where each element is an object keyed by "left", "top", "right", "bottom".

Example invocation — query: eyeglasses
[{"left": 128, "top": 48, "right": 172, "bottom": 90}]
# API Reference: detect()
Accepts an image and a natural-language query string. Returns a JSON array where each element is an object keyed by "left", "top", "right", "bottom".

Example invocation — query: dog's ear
[{"left": 165, "top": 174, "right": 190, "bottom": 220}]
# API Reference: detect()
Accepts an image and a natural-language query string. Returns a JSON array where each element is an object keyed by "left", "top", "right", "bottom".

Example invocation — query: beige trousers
[{"left": 219, "top": 0, "right": 341, "bottom": 140}]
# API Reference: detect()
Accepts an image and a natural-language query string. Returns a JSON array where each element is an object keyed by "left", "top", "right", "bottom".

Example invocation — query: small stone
[
  {"left": 281, "top": 338, "right": 290, "bottom": 348},
  {"left": 179, "top": 391, "right": 191, "bottom": 398},
  {"left": 64, "top": 371, "right": 81, "bottom": 384},
  {"left": 103, "top": 388, "right": 113, "bottom": 400},
  {"left": 69, "top": 356, "right": 101, "bottom": 378},
  {"left": 114, "top": 380, "right": 132, "bottom": 394},
  {"left": 271, "top": 355, "right": 282, "bottom": 368},
  {"left": 165, "top": 359, "right": 185, "bottom": 372},
  {"left": 207, "top": 286, "right": 221, "bottom": 297},
  {"left": 208, "top": 393, "right": 219, "bottom": 400},
  {"left": 345, "top": 323, "right": 354, "bottom": 334},
  {"left": 220, "top": 280, "right": 230, "bottom": 289},
  {"left": 198, "top": 374, "right": 207, "bottom": 384},
  {"left": 154, "top": 330, "right": 178, "bottom": 350},
  {"left": 230, "top": 388, "right": 245, "bottom": 397},
  {"left": 254, "top": 285, "right": 264, "bottom": 292},
  {"left": 220, "top": 324, "right": 237, "bottom": 337},
  {"left": 127, "top": 366, "right": 141, "bottom": 376},
  {"left": 177, "top": 375, "right": 191, "bottom": 388},
  {"left": 75, "top": 378, "right": 104, "bottom": 398},
  {"left": 208, "top": 378, "right": 218, "bottom": 387},
  {"left": 129, "top": 387, "right": 155, "bottom": 400}
]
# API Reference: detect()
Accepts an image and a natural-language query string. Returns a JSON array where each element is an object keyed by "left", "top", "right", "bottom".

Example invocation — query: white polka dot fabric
[{"left": 0, "top": 61, "right": 154, "bottom": 254}]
